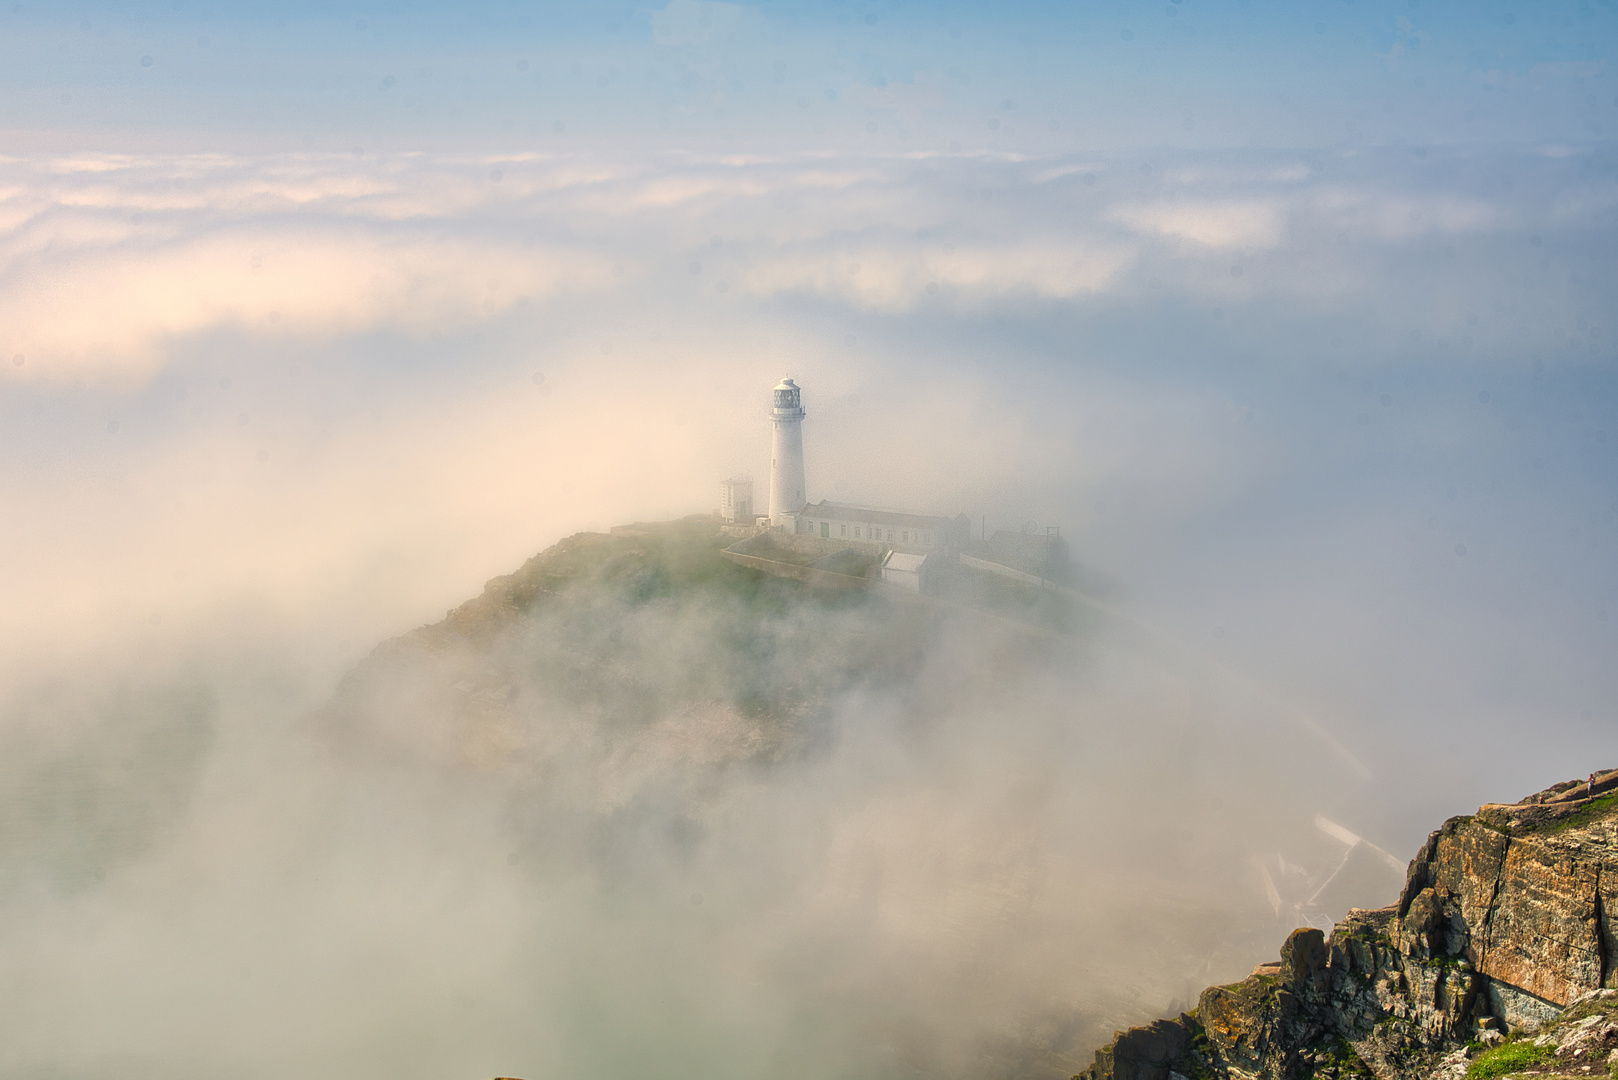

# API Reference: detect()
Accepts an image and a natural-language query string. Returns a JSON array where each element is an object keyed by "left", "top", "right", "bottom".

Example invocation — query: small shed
[
  {"left": 719, "top": 477, "right": 754, "bottom": 525},
  {"left": 880, "top": 550, "right": 929, "bottom": 592}
]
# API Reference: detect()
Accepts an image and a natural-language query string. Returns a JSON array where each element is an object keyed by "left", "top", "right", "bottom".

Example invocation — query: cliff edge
[{"left": 1077, "top": 770, "right": 1618, "bottom": 1080}]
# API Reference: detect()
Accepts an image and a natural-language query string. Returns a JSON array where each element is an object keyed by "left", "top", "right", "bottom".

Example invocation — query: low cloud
[
  {"left": 743, "top": 240, "right": 1131, "bottom": 310},
  {"left": 1107, "top": 199, "right": 1286, "bottom": 250},
  {"left": 2, "top": 146, "right": 1598, "bottom": 385},
  {"left": 1308, "top": 188, "right": 1502, "bottom": 239},
  {"left": 0, "top": 227, "right": 613, "bottom": 382}
]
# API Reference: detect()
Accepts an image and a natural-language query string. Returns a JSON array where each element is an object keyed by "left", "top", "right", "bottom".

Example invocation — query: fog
[{"left": 2, "top": 3, "right": 1617, "bottom": 1078}]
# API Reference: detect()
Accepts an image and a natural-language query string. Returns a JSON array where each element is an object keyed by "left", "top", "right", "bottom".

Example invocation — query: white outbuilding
[
  {"left": 719, "top": 477, "right": 754, "bottom": 524},
  {"left": 880, "top": 550, "right": 929, "bottom": 592},
  {"left": 792, "top": 499, "right": 967, "bottom": 554}
]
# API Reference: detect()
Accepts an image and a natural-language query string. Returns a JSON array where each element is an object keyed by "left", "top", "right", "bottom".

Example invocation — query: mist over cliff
[{"left": 0, "top": 521, "right": 1413, "bottom": 1080}]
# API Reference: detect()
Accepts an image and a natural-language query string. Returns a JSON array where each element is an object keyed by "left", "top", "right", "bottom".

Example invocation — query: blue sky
[{"left": 2, "top": 0, "right": 1614, "bottom": 148}]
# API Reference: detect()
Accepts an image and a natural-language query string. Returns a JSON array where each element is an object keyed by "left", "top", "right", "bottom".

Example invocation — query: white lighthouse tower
[{"left": 768, "top": 377, "right": 807, "bottom": 526}]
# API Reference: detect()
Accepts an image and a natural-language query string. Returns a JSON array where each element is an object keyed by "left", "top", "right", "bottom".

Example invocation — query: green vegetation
[
  {"left": 1336, "top": 923, "right": 1393, "bottom": 947},
  {"left": 524, "top": 520, "right": 791, "bottom": 611},
  {"left": 1464, "top": 1037, "right": 1552, "bottom": 1079},
  {"left": 1312, "top": 1035, "right": 1376, "bottom": 1078},
  {"left": 496, "top": 523, "right": 934, "bottom": 724},
  {"left": 1476, "top": 787, "right": 1618, "bottom": 836},
  {"left": 326, "top": 519, "right": 965, "bottom": 770},
  {"left": 1180, "top": 1016, "right": 1218, "bottom": 1080},
  {"left": 810, "top": 547, "right": 878, "bottom": 578},
  {"left": 1538, "top": 790, "right": 1618, "bottom": 834},
  {"left": 1425, "top": 954, "right": 1469, "bottom": 971}
]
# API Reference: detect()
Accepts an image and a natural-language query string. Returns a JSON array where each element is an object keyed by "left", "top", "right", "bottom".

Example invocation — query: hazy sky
[{"left": 0, "top": 2, "right": 1615, "bottom": 1078}]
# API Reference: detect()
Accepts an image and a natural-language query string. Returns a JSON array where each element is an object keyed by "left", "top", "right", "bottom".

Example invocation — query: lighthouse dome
[{"left": 772, "top": 378, "right": 803, "bottom": 412}]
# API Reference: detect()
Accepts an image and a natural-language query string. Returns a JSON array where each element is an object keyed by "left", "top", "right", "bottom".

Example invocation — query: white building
[
  {"left": 719, "top": 477, "right": 754, "bottom": 525},
  {"left": 793, "top": 499, "right": 968, "bottom": 555},
  {"left": 768, "top": 377, "right": 807, "bottom": 526},
  {"left": 880, "top": 550, "right": 930, "bottom": 591}
]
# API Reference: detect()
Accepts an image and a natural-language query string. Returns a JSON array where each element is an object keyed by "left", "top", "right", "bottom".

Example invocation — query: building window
[
  {"left": 854, "top": 527, "right": 861, "bottom": 538},
  {"left": 840, "top": 524, "right": 846, "bottom": 536},
  {"left": 902, "top": 531, "right": 909, "bottom": 542},
  {"left": 820, "top": 521, "right": 829, "bottom": 538}
]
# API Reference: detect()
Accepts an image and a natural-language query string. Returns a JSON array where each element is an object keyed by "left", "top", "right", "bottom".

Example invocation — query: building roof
[
  {"left": 799, "top": 499, "right": 954, "bottom": 529},
  {"left": 881, "top": 551, "right": 928, "bottom": 573}
]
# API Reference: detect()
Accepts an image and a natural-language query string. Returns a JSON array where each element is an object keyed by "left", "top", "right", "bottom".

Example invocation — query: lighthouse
[{"left": 768, "top": 377, "right": 807, "bottom": 526}]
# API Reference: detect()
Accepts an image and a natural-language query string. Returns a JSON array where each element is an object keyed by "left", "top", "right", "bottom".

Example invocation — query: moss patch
[
  {"left": 1180, "top": 1014, "right": 1218, "bottom": 1080},
  {"left": 1539, "top": 791, "right": 1618, "bottom": 834},
  {"left": 1312, "top": 1035, "right": 1376, "bottom": 1078},
  {"left": 1464, "top": 1038, "right": 1552, "bottom": 1079}
]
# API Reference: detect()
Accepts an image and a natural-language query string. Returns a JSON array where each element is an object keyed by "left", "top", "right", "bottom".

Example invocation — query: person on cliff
[{"left": 1589, "top": 772, "right": 1599, "bottom": 798}]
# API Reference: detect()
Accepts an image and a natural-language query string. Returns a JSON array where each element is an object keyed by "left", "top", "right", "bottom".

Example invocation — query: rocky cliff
[{"left": 1077, "top": 771, "right": 1618, "bottom": 1080}]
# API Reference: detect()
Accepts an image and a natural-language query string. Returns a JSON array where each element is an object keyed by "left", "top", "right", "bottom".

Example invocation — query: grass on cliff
[
  {"left": 327, "top": 519, "right": 957, "bottom": 757},
  {"left": 1310, "top": 1035, "right": 1376, "bottom": 1079},
  {"left": 1539, "top": 790, "right": 1618, "bottom": 834},
  {"left": 1464, "top": 1037, "right": 1551, "bottom": 1079}
]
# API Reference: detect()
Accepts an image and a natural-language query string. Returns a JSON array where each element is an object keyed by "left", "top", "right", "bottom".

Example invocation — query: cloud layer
[{"left": 3, "top": 143, "right": 1611, "bottom": 383}]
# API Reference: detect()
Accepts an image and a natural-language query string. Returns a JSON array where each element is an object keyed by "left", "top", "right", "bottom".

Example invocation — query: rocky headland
[
  {"left": 318, "top": 517, "right": 945, "bottom": 780},
  {"left": 1078, "top": 771, "right": 1618, "bottom": 1080},
  {"left": 317, "top": 515, "right": 1078, "bottom": 786}
]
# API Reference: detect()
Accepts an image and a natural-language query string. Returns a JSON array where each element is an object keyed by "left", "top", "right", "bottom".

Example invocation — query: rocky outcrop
[{"left": 1075, "top": 771, "right": 1618, "bottom": 1080}]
